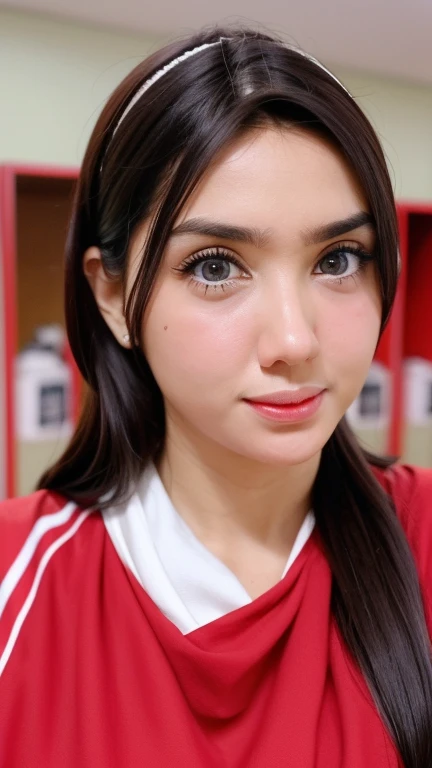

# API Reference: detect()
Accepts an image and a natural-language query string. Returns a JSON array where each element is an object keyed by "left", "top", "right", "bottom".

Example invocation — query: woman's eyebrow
[
  {"left": 171, "top": 218, "right": 270, "bottom": 248},
  {"left": 302, "top": 211, "right": 375, "bottom": 245},
  {"left": 170, "top": 211, "right": 375, "bottom": 248}
]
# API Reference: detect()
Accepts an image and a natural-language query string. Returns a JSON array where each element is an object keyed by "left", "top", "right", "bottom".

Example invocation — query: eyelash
[{"left": 173, "top": 244, "right": 375, "bottom": 294}]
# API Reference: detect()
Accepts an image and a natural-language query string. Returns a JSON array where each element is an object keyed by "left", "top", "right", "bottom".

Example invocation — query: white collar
[{"left": 102, "top": 464, "right": 315, "bottom": 635}]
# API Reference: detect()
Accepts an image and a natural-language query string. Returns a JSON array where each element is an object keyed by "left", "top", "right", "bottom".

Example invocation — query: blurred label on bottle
[{"left": 345, "top": 361, "right": 390, "bottom": 455}]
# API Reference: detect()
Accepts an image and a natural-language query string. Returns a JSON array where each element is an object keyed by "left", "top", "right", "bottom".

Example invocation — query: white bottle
[
  {"left": 403, "top": 357, "right": 432, "bottom": 468},
  {"left": 404, "top": 357, "right": 432, "bottom": 426},
  {"left": 15, "top": 325, "right": 73, "bottom": 442}
]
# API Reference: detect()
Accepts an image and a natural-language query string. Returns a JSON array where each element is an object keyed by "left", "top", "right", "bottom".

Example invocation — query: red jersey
[{"left": 1, "top": 464, "right": 431, "bottom": 767}]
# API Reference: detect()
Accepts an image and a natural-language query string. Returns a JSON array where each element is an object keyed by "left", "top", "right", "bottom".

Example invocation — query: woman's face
[{"left": 128, "top": 126, "right": 381, "bottom": 467}]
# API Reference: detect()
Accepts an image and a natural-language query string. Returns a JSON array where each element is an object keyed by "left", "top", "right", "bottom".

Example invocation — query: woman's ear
[{"left": 83, "top": 246, "right": 131, "bottom": 348}]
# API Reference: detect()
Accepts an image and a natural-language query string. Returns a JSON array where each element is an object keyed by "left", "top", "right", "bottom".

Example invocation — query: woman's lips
[
  {"left": 244, "top": 386, "right": 325, "bottom": 405},
  {"left": 243, "top": 390, "right": 325, "bottom": 423}
]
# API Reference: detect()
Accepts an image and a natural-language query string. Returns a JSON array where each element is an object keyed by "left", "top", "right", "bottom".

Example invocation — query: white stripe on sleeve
[
  {"left": 0, "top": 502, "right": 77, "bottom": 617},
  {"left": 0, "top": 510, "right": 92, "bottom": 677}
]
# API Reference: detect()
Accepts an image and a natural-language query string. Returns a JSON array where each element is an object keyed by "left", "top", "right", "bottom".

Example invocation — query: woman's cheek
[
  {"left": 173, "top": 321, "right": 250, "bottom": 383},
  {"left": 325, "top": 287, "right": 380, "bottom": 343},
  {"left": 146, "top": 292, "right": 253, "bottom": 378}
]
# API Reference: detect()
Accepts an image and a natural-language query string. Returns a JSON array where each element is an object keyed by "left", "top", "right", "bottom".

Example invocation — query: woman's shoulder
[
  {"left": 0, "top": 491, "right": 106, "bottom": 683},
  {"left": 373, "top": 462, "right": 432, "bottom": 584},
  {"left": 373, "top": 462, "right": 432, "bottom": 522},
  {"left": 0, "top": 488, "right": 73, "bottom": 520},
  {"left": 0, "top": 490, "right": 92, "bottom": 583}
]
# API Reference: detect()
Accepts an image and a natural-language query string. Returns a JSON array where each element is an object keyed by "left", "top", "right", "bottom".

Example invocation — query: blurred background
[{"left": 1, "top": 0, "right": 432, "bottom": 498}]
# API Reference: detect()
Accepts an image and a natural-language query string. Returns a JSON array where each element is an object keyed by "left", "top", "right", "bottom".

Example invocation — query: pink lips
[{"left": 243, "top": 387, "right": 326, "bottom": 423}]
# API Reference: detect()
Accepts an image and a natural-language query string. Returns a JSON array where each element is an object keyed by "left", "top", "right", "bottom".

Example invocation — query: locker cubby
[
  {"left": 401, "top": 210, "right": 432, "bottom": 467},
  {"left": 0, "top": 165, "right": 79, "bottom": 498}
]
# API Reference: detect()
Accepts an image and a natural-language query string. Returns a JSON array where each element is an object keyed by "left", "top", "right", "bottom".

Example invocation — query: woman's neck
[{"left": 156, "top": 423, "right": 320, "bottom": 597}]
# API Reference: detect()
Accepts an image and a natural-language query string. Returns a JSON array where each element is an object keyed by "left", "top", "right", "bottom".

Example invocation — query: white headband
[
  {"left": 109, "top": 38, "right": 350, "bottom": 142},
  {"left": 112, "top": 41, "right": 222, "bottom": 137}
]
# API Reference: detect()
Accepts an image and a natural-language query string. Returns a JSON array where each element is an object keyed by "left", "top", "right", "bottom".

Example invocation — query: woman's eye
[
  {"left": 173, "top": 248, "right": 248, "bottom": 292},
  {"left": 190, "top": 257, "right": 243, "bottom": 284},
  {"left": 315, "top": 248, "right": 369, "bottom": 279}
]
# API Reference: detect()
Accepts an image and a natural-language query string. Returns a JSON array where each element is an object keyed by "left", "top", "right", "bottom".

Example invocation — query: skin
[{"left": 84, "top": 126, "right": 381, "bottom": 598}]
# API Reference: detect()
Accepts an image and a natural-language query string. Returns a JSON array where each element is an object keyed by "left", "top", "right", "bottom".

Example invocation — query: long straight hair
[{"left": 39, "top": 28, "right": 432, "bottom": 765}]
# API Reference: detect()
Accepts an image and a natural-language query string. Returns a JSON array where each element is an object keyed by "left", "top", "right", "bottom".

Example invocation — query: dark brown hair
[{"left": 39, "top": 27, "right": 432, "bottom": 765}]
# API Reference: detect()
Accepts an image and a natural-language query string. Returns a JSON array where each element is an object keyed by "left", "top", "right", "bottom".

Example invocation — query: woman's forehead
[{"left": 176, "top": 126, "right": 368, "bottom": 241}]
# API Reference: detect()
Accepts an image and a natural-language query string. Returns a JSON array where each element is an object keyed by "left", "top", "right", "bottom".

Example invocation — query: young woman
[{"left": 1, "top": 26, "right": 432, "bottom": 768}]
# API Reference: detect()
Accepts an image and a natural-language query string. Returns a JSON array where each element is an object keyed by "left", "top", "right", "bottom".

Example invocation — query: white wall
[
  {"left": 337, "top": 67, "right": 432, "bottom": 202},
  {"left": 0, "top": 10, "right": 158, "bottom": 168},
  {"left": 1, "top": 9, "right": 432, "bottom": 201}
]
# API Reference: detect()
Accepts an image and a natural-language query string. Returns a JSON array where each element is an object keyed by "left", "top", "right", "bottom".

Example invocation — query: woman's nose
[{"left": 255, "top": 281, "right": 320, "bottom": 369}]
